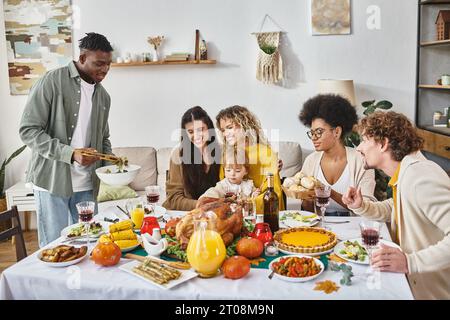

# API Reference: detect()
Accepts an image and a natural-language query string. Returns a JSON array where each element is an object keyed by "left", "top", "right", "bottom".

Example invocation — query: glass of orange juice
[{"left": 126, "top": 198, "right": 145, "bottom": 230}]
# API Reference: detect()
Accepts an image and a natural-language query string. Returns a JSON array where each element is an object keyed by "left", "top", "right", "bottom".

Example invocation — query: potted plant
[
  {"left": 344, "top": 100, "right": 393, "bottom": 201},
  {"left": 0, "top": 145, "right": 26, "bottom": 235}
]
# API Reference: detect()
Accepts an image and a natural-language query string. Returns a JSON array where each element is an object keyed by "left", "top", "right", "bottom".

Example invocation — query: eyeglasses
[{"left": 306, "top": 128, "right": 335, "bottom": 140}]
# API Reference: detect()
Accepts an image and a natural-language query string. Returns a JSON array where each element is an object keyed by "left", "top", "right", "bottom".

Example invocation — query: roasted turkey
[{"left": 175, "top": 198, "right": 243, "bottom": 249}]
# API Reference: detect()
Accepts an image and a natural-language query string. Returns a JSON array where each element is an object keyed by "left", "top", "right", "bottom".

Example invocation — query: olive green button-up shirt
[{"left": 19, "top": 61, "right": 112, "bottom": 198}]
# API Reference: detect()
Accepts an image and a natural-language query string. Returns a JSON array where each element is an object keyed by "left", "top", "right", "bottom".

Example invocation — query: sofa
[{"left": 98, "top": 141, "right": 304, "bottom": 212}]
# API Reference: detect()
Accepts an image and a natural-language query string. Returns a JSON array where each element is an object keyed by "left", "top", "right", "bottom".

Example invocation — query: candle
[{"left": 265, "top": 242, "right": 278, "bottom": 256}]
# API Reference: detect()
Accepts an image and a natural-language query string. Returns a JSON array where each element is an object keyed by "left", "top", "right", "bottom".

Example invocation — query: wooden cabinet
[
  {"left": 416, "top": 1, "right": 450, "bottom": 159},
  {"left": 417, "top": 128, "right": 450, "bottom": 158}
]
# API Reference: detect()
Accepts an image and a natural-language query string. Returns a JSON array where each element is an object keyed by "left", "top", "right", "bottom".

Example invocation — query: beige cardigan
[
  {"left": 353, "top": 151, "right": 450, "bottom": 300},
  {"left": 162, "top": 150, "right": 197, "bottom": 211},
  {"left": 301, "top": 147, "right": 376, "bottom": 202}
]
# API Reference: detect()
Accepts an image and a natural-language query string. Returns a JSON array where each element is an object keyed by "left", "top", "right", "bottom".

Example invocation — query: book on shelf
[{"left": 164, "top": 53, "right": 191, "bottom": 61}]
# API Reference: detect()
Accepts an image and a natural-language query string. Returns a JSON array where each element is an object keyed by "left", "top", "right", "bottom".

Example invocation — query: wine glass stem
[
  {"left": 321, "top": 207, "right": 326, "bottom": 228},
  {"left": 86, "top": 222, "right": 90, "bottom": 246}
]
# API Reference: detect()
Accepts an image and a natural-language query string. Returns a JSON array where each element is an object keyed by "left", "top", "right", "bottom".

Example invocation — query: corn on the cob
[
  {"left": 110, "top": 229, "right": 137, "bottom": 241},
  {"left": 109, "top": 220, "right": 134, "bottom": 233},
  {"left": 99, "top": 234, "right": 112, "bottom": 244},
  {"left": 114, "top": 239, "right": 139, "bottom": 249}
]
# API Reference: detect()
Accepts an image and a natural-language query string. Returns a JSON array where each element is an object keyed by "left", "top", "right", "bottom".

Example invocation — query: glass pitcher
[{"left": 186, "top": 211, "right": 226, "bottom": 278}]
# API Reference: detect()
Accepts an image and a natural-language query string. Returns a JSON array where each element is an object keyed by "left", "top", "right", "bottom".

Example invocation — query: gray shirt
[{"left": 19, "top": 61, "right": 112, "bottom": 198}]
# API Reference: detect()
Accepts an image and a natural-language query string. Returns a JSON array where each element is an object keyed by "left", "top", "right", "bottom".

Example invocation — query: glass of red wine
[
  {"left": 75, "top": 201, "right": 96, "bottom": 245},
  {"left": 224, "top": 184, "right": 239, "bottom": 200},
  {"left": 145, "top": 185, "right": 161, "bottom": 213},
  {"left": 359, "top": 221, "right": 381, "bottom": 266},
  {"left": 314, "top": 185, "right": 331, "bottom": 229}
]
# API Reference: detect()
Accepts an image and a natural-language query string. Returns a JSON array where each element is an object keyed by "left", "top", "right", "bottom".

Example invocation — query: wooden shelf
[
  {"left": 420, "top": 0, "right": 450, "bottom": 5},
  {"left": 420, "top": 39, "right": 450, "bottom": 47},
  {"left": 423, "top": 126, "right": 450, "bottom": 136},
  {"left": 111, "top": 60, "right": 216, "bottom": 67},
  {"left": 419, "top": 84, "right": 450, "bottom": 89}
]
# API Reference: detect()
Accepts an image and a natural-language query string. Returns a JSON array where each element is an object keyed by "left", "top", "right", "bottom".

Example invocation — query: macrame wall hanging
[{"left": 253, "top": 15, "right": 285, "bottom": 85}]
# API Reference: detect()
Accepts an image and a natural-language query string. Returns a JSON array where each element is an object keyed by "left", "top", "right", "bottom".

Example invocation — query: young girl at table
[
  {"left": 199, "top": 147, "right": 261, "bottom": 200},
  {"left": 162, "top": 106, "right": 221, "bottom": 211},
  {"left": 200, "top": 105, "right": 285, "bottom": 213}
]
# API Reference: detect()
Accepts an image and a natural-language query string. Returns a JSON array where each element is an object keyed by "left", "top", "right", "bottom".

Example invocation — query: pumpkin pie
[{"left": 274, "top": 227, "right": 337, "bottom": 254}]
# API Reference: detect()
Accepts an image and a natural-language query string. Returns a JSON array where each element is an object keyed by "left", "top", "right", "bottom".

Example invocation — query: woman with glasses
[{"left": 298, "top": 94, "right": 376, "bottom": 216}]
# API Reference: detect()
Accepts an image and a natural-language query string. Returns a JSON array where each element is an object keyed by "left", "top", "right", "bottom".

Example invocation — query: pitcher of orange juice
[
  {"left": 186, "top": 211, "right": 226, "bottom": 278},
  {"left": 126, "top": 198, "right": 145, "bottom": 229}
]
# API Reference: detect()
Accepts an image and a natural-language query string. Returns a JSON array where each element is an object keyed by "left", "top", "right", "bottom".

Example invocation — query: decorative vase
[{"left": 153, "top": 49, "right": 159, "bottom": 62}]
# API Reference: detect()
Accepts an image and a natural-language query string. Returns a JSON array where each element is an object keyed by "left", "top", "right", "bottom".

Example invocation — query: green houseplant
[{"left": 344, "top": 100, "right": 393, "bottom": 201}]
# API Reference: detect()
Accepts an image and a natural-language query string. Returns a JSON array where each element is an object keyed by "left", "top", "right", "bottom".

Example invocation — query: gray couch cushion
[
  {"left": 278, "top": 141, "right": 302, "bottom": 178},
  {"left": 156, "top": 147, "right": 174, "bottom": 192},
  {"left": 113, "top": 147, "right": 157, "bottom": 191}
]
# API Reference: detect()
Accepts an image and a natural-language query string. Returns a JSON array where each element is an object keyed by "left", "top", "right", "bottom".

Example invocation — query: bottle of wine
[{"left": 263, "top": 173, "right": 279, "bottom": 232}]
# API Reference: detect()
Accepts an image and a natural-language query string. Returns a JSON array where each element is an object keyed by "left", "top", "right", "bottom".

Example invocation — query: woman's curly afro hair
[{"left": 299, "top": 94, "right": 358, "bottom": 137}]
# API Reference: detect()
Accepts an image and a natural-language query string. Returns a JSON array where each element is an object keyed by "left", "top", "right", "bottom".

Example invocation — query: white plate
[
  {"left": 119, "top": 235, "right": 142, "bottom": 253},
  {"left": 334, "top": 238, "right": 401, "bottom": 265},
  {"left": 279, "top": 210, "right": 320, "bottom": 228},
  {"left": 277, "top": 246, "right": 333, "bottom": 257},
  {"left": 119, "top": 259, "right": 198, "bottom": 289},
  {"left": 61, "top": 221, "right": 109, "bottom": 239},
  {"left": 144, "top": 205, "right": 166, "bottom": 219},
  {"left": 38, "top": 247, "right": 88, "bottom": 267},
  {"left": 269, "top": 255, "right": 324, "bottom": 282}
]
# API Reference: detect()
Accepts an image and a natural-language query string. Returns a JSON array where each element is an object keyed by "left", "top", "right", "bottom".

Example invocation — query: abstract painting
[
  {"left": 311, "top": 0, "right": 351, "bottom": 35},
  {"left": 3, "top": 0, "right": 72, "bottom": 95}
]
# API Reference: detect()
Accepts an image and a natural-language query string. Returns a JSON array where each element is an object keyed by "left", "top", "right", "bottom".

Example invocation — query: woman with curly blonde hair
[{"left": 210, "top": 105, "right": 285, "bottom": 213}]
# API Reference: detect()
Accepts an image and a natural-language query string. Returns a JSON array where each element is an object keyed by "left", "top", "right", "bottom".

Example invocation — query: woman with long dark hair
[{"left": 162, "top": 106, "right": 221, "bottom": 210}]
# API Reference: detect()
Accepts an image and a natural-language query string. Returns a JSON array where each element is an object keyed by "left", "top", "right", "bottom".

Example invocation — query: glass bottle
[
  {"left": 186, "top": 211, "right": 226, "bottom": 278},
  {"left": 263, "top": 173, "right": 279, "bottom": 232}
]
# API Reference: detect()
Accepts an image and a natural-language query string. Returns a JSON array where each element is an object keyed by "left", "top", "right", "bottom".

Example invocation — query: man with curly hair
[{"left": 343, "top": 111, "right": 450, "bottom": 299}]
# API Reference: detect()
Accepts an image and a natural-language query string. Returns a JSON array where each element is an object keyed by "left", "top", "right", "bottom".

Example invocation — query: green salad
[
  {"left": 68, "top": 222, "right": 103, "bottom": 238},
  {"left": 339, "top": 240, "right": 368, "bottom": 262}
]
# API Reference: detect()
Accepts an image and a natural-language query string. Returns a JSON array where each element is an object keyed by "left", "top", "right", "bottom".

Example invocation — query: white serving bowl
[{"left": 95, "top": 164, "right": 141, "bottom": 186}]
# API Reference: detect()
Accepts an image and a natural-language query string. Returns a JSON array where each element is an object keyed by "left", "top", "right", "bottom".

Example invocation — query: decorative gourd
[{"left": 91, "top": 240, "right": 122, "bottom": 266}]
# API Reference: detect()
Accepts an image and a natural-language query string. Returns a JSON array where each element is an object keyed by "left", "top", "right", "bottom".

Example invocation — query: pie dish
[{"left": 274, "top": 227, "right": 337, "bottom": 255}]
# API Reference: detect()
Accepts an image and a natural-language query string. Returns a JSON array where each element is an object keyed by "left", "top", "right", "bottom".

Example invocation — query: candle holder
[{"left": 264, "top": 241, "right": 279, "bottom": 256}]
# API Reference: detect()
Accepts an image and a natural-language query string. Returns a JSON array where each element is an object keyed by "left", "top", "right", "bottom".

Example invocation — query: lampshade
[{"left": 318, "top": 79, "right": 356, "bottom": 106}]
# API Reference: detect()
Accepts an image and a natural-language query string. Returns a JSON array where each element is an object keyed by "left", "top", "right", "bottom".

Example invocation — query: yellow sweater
[{"left": 220, "top": 143, "right": 285, "bottom": 214}]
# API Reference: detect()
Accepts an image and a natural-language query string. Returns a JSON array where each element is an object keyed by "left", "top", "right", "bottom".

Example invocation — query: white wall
[{"left": 0, "top": 0, "right": 418, "bottom": 190}]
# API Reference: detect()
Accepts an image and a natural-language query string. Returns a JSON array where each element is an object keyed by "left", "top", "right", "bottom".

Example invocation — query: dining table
[{"left": 0, "top": 204, "right": 414, "bottom": 300}]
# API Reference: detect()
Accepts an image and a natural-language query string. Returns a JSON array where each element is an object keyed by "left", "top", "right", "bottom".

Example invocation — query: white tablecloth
[{"left": 0, "top": 207, "right": 414, "bottom": 300}]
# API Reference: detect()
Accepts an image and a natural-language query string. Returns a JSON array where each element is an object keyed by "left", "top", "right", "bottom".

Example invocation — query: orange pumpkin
[{"left": 91, "top": 240, "right": 122, "bottom": 266}]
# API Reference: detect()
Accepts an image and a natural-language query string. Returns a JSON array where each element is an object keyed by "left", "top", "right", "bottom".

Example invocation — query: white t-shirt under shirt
[
  {"left": 316, "top": 164, "right": 350, "bottom": 213},
  {"left": 70, "top": 78, "right": 95, "bottom": 192},
  {"left": 33, "top": 78, "right": 95, "bottom": 194}
]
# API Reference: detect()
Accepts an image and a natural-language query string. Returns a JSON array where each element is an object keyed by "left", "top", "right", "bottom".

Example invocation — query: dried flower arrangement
[{"left": 147, "top": 36, "right": 164, "bottom": 51}]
